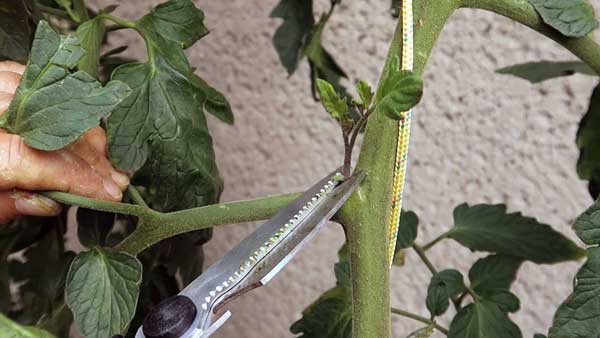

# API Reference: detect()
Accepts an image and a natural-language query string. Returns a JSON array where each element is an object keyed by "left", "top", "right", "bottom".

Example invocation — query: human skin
[{"left": 0, "top": 60, "right": 129, "bottom": 224}]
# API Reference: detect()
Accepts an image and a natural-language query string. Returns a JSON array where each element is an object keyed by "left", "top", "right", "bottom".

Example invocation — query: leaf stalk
[
  {"left": 126, "top": 186, "right": 149, "bottom": 208},
  {"left": 422, "top": 232, "right": 450, "bottom": 252},
  {"left": 36, "top": 4, "right": 72, "bottom": 20},
  {"left": 390, "top": 307, "right": 449, "bottom": 335},
  {"left": 43, "top": 191, "right": 299, "bottom": 255},
  {"left": 412, "top": 244, "right": 438, "bottom": 275}
]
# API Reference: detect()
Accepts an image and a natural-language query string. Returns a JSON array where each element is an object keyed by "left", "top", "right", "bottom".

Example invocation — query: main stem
[
  {"left": 339, "top": 0, "right": 600, "bottom": 336},
  {"left": 339, "top": 2, "right": 460, "bottom": 337}
]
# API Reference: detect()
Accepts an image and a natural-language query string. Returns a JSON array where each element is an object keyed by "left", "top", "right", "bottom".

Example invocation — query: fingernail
[
  {"left": 103, "top": 179, "right": 122, "bottom": 199},
  {"left": 111, "top": 171, "right": 130, "bottom": 188},
  {"left": 15, "top": 194, "right": 61, "bottom": 216}
]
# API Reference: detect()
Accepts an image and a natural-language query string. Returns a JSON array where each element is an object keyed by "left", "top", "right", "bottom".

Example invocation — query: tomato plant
[{"left": 1, "top": 0, "right": 600, "bottom": 338}]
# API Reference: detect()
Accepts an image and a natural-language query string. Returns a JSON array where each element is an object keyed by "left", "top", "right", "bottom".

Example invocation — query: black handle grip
[{"left": 142, "top": 295, "right": 197, "bottom": 338}]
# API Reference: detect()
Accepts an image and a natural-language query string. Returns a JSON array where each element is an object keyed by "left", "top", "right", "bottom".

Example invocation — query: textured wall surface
[{"left": 89, "top": 0, "right": 598, "bottom": 337}]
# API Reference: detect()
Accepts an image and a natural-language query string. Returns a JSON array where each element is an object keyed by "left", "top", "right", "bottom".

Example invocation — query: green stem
[
  {"left": 40, "top": 303, "right": 73, "bottom": 337},
  {"left": 412, "top": 244, "right": 438, "bottom": 275},
  {"left": 43, "top": 191, "right": 299, "bottom": 255},
  {"left": 127, "top": 186, "right": 149, "bottom": 208},
  {"left": 72, "top": 0, "right": 89, "bottom": 22},
  {"left": 36, "top": 4, "right": 72, "bottom": 20},
  {"left": 106, "top": 24, "right": 128, "bottom": 32},
  {"left": 449, "top": 291, "right": 468, "bottom": 312},
  {"left": 415, "top": 242, "right": 463, "bottom": 310},
  {"left": 343, "top": 109, "right": 371, "bottom": 177},
  {"left": 460, "top": 0, "right": 600, "bottom": 74},
  {"left": 339, "top": 2, "right": 460, "bottom": 338},
  {"left": 465, "top": 285, "right": 479, "bottom": 301},
  {"left": 422, "top": 231, "right": 450, "bottom": 251},
  {"left": 99, "top": 13, "right": 156, "bottom": 63},
  {"left": 43, "top": 191, "right": 152, "bottom": 218},
  {"left": 98, "top": 13, "right": 137, "bottom": 29},
  {"left": 390, "top": 307, "right": 449, "bottom": 335},
  {"left": 117, "top": 193, "right": 299, "bottom": 255},
  {"left": 343, "top": 1, "right": 600, "bottom": 335}
]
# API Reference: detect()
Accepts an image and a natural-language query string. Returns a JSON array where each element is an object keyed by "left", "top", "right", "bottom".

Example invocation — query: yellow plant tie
[{"left": 388, "top": 0, "right": 414, "bottom": 266}]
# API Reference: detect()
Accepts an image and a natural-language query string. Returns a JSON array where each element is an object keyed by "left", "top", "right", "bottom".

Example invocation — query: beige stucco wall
[{"left": 89, "top": 0, "right": 599, "bottom": 337}]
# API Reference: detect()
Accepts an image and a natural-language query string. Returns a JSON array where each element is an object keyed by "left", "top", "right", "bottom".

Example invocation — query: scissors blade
[{"left": 135, "top": 169, "right": 365, "bottom": 338}]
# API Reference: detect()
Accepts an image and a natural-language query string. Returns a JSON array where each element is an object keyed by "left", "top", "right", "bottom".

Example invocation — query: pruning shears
[{"left": 133, "top": 169, "right": 365, "bottom": 338}]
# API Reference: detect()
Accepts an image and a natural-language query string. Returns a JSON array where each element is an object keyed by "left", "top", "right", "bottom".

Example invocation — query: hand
[{"left": 0, "top": 61, "right": 129, "bottom": 224}]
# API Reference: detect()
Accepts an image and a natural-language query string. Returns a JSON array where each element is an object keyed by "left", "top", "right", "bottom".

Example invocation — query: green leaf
[
  {"left": 291, "top": 246, "right": 352, "bottom": 337},
  {"left": 589, "top": 175, "right": 600, "bottom": 200},
  {"left": 155, "top": 233, "right": 207, "bottom": 286},
  {"left": 101, "top": 45, "right": 128, "bottom": 58},
  {"left": 75, "top": 16, "right": 105, "bottom": 78},
  {"left": 129, "top": 257, "right": 180, "bottom": 333},
  {"left": 337, "top": 244, "right": 348, "bottom": 262},
  {"left": 76, "top": 208, "right": 115, "bottom": 247},
  {"left": 573, "top": 198, "right": 600, "bottom": 245},
  {"left": 270, "top": 0, "right": 346, "bottom": 95},
  {"left": 392, "top": 247, "right": 406, "bottom": 266},
  {"left": 290, "top": 286, "right": 352, "bottom": 338},
  {"left": 334, "top": 261, "right": 351, "bottom": 289},
  {"left": 141, "top": 0, "right": 209, "bottom": 49},
  {"left": 356, "top": 80, "right": 374, "bottom": 108},
  {"left": 316, "top": 78, "right": 348, "bottom": 120},
  {"left": 377, "top": 56, "right": 402, "bottom": 99},
  {"left": 38, "top": 303, "right": 74, "bottom": 338},
  {"left": 448, "top": 203, "right": 585, "bottom": 264},
  {"left": 375, "top": 58, "right": 423, "bottom": 120},
  {"left": 529, "top": 0, "right": 599, "bottom": 38},
  {"left": 577, "top": 84, "right": 600, "bottom": 186},
  {"left": 392, "top": 209, "right": 415, "bottom": 265},
  {"left": 390, "top": 0, "right": 401, "bottom": 18},
  {"left": 377, "top": 72, "right": 423, "bottom": 120},
  {"left": 99, "top": 55, "right": 136, "bottom": 82},
  {"left": 10, "top": 238, "right": 72, "bottom": 304},
  {"left": 107, "top": 21, "right": 223, "bottom": 211},
  {"left": 305, "top": 10, "right": 347, "bottom": 96},
  {"left": 426, "top": 269, "right": 466, "bottom": 317},
  {"left": 0, "top": 21, "right": 131, "bottom": 151},
  {"left": 497, "top": 61, "right": 597, "bottom": 83},
  {"left": 549, "top": 247, "right": 600, "bottom": 338},
  {"left": 270, "top": 0, "right": 314, "bottom": 74},
  {"left": 54, "top": 0, "right": 88, "bottom": 23},
  {"left": 65, "top": 247, "right": 142, "bottom": 338},
  {"left": 193, "top": 74, "right": 234, "bottom": 124},
  {"left": 0, "top": 0, "right": 35, "bottom": 63},
  {"left": 10, "top": 227, "right": 75, "bottom": 325},
  {"left": 448, "top": 299, "right": 522, "bottom": 338},
  {"left": 396, "top": 209, "right": 419, "bottom": 250},
  {"left": 469, "top": 254, "right": 523, "bottom": 293},
  {"left": 484, "top": 290, "right": 521, "bottom": 313},
  {"left": 1, "top": 216, "right": 60, "bottom": 257},
  {"left": 0, "top": 312, "right": 57, "bottom": 338},
  {"left": 55, "top": 0, "right": 73, "bottom": 14}
]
